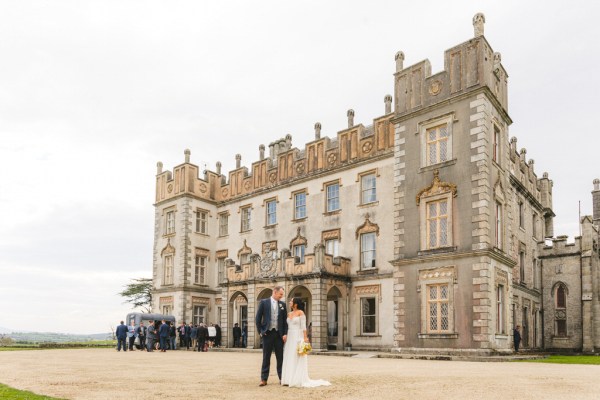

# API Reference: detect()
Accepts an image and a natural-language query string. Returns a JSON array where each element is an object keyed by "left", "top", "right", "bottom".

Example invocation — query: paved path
[{"left": 0, "top": 349, "right": 598, "bottom": 399}]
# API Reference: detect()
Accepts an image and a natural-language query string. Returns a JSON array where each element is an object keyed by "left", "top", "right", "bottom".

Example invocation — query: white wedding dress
[{"left": 281, "top": 314, "right": 331, "bottom": 388}]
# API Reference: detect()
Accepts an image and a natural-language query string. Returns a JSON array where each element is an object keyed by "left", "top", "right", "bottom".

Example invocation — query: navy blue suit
[
  {"left": 159, "top": 323, "right": 170, "bottom": 351},
  {"left": 115, "top": 323, "right": 128, "bottom": 351},
  {"left": 255, "top": 298, "right": 288, "bottom": 382}
]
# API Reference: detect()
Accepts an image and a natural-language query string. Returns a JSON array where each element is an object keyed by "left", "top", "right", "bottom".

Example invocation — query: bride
[{"left": 281, "top": 297, "right": 331, "bottom": 388}]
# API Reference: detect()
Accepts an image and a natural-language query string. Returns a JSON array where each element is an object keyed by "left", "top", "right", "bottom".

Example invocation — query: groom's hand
[{"left": 282, "top": 335, "right": 287, "bottom": 343}]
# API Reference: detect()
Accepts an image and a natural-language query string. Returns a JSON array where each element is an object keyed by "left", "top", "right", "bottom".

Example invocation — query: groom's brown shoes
[{"left": 259, "top": 381, "right": 267, "bottom": 387}]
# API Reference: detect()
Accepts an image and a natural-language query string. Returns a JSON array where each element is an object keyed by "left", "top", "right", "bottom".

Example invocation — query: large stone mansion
[{"left": 150, "top": 14, "right": 600, "bottom": 354}]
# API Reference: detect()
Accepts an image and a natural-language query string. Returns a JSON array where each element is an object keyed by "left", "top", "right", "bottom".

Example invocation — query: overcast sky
[{"left": 1, "top": 1, "right": 598, "bottom": 334}]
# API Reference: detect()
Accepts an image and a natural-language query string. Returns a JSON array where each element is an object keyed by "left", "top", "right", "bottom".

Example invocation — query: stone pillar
[
  {"left": 347, "top": 109, "right": 355, "bottom": 128},
  {"left": 184, "top": 148, "right": 190, "bottom": 163},
  {"left": 157, "top": 161, "right": 163, "bottom": 174},
  {"left": 473, "top": 13, "right": 485, "bottom": 37},
  {"left": 285, "top": 134, "right": 292, "bottom": 150},
  {"left": 235, "top": 154, "right": 241, "bottom": 169},
  {"left": 384, "top": 94, "right": 392, "bottom": 114},
  {"left": 216, "top": 161, "right": 222, "bottom": 175},
  {"left": 259, "top": 145, "right": 265, "bottom": 160},
  {"left": 395, "top": 51, "right": 405, "bottom": 72},
  {"left": 314, "top": 122, "right": 321, "bottom": 140}
]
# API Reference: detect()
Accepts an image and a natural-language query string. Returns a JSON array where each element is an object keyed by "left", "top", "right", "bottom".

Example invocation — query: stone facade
[{"left": 151, "top": 14, "right": 600, "bottom": 354}]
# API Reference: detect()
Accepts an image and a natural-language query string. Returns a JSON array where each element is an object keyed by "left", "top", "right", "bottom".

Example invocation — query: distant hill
[
  {"left": 7, "top": 331, "right": 113, "bottom": 343},
  {"left": 0, "top": 326, "right": 14, "bottom": 334}
]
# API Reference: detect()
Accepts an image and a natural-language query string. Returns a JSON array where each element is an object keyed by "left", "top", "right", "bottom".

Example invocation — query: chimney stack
[{"left": 347, "top": 109, "right": 355, "bottom": 128}]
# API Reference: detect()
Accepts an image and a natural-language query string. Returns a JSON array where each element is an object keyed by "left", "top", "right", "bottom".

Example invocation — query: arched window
[{"left": 555, "top": 283, "right": 567, "bottom": 337}]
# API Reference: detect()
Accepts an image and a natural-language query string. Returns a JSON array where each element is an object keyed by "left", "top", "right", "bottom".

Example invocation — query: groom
[{"left": 255, "top": 285, "right": 288, "bottom": 386}]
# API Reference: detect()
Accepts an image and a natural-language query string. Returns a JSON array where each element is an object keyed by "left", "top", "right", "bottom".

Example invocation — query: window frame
[
  {"left": 360, "top": 232, "right": 376, "bottom": 269},
  {"left": 426, "top": 283, "right": 450, "bottom": 334},
  {"left": 495, "top": 201, "right": 503, "bottom": 249},
  {"left": 195, "top": 209, "right": 208, "bottom": 235},
  {"left": 418, "top": 267, "right": 456, "bottom": 337},
  {"left": 360, "top": 297, "right": 377, "bottom": 335},
  {"left": 240, "top": 205, "right": 252, "bottom": 232},
  {"left": 419, "top": 114, "right": 454, "bottom": 168},
  {"left": 218, "top": 212, "right": 229, "bottom": 237},
  {"left": 422, "top": 195, "right": 452, "bottom": 250},
  {"left": 193, "top": 305, "right": 206, "bottom": 325},
  {"left": 325, "top": 238, "right": 340, "bottom": 258},
  {"left": 293, "top": 244, "right": 306, "bottom": 264},
  {"left": 293, "top": 190, "right": 307, "bottom": 220},
  {"left": 165, "top": 210, "right": 175, "bottom": 235},
  {"left": 194, "top": 255, "right": 207, "bottom": 285},
  {"left": 163, "top": 254, "right": 173, "bottom": 285},
  {"left": 496, "top": 284, "right": 505, "bottom": 334},
  {"left": 217, "top": 257, "right": 225, "bottom": 284},
  {"left": 265, "top": 199, "right": 277, "bottom": 226},
  {"left": 325, "top": 181, "right": 341, "bottom": 213},
  {"left": 492, "top": 125, "right": 500, "bottom": 163},
  {"left": 360, "top": 173, "right": 377, "bottom": 205}
]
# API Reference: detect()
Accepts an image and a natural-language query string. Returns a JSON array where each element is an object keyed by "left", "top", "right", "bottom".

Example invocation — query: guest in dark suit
[
  {"left": 135, "top": 322, "right": 147, "bottom": 351},
  {"left": 233, "top": 323, "right": 242, "bottom": 348},
  {"left": 255, "top": 285, "right": 288, "bottom": 386},
  {"left": 115, "top": 321, "right": 128, "bottom": 352},
  {"left": 215, "top": 324, "right": 222, "bottom": 347},
  {"left": 146, "top": 320, "right": 156, "bottom": 352},
  {"left": 159, "top": 319, "right": 170, "bottom": 352},
  {"left": 197, "top": 323, "right": 209, "bottom": 352}
]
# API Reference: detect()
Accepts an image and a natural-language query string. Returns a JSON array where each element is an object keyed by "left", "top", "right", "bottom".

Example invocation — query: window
[
  {"left": 493, "top": 126, "right": 500, "bottom": 163},
  {"left": 217, "top": 258, "right": 225, "bottom": 283},
  {"left": 360, "top": 232, "right": 376, "bottom": 269},
  {"left": 193, "top": 305, "right": 206, "bottom": 325},
  {"left": 163, "top": 255, "right": 173, "bottom": 285},
  {"left": 495, "top": 202, "right": 503, "bottom": 249},
  {"left": 241, "top": 206, "right": 251, "bottom": 232},
  {"left": 294, "top": 244, "right": 306, "bottom": 263},
  {"left": 555, "top": 284, "right": 567, "bottom": 337},
  {"left": 532, "top": 213, "right": 538, "bottom": 239},
  {"left": 361, "top": 173, "right": 377, "bottom": 204},
  {"left": 427, "top": 283, "right": 449, "bottom": 333},
  {"left": 326, "top": 183, "right": 340, "bottom": 212},
  {"left": 519, "top": 251, "right": 525, "bottom": 283},
  {"left": 219, "top": 213, "right": 229, "bottom": 236},
  {"left": 266, "top": 200, "right": 277, "bottom": 226},
  {"left": 166, "top": 211, "right": 175, "bottom": 235},
  {"left": 162, "top": 305, "right": 172, "bottom": 315},
  {"left": 294, "top": 192, "right": 307, "bottom": 220},
  {"left": 426, "top": 124, "right": 449, "bottom": 165},
  {"left": 426, "top": 199, "right": 449, "bottom": 249},
  {"left": 325, "top": 239, "right": 339, "bottom": 258},
  {"left": 496, "top": 285, "right": 505, "bottom": 334},
  {"left": 360, "top": 297, "right": 377, "bottom": 334},
  {"left": 194, "top": 255, "right": 206, "bottom": 285},
  {"left": 518, "top": 201, "right": 524, "bottom": 229},
  {"left": 195, "top": 210, "right": 208, "bottom": 234},
  {"left": 240, "top": 253, "right": 250, "bottom": 264}
]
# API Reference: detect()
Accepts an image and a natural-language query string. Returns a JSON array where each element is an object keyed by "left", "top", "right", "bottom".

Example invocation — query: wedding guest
[
  {"left": 146, "top": 320, "right": 156, "bottom": 352},
  {"left": 115, "top": 321, "right": 128, "bottom": 352},
  {"left": 127, "top": 321, "right": 136, "bottom": 351},
  {"left": 233, "top": 323, "right": 241, "bottom": 348},
  {"left": 191, "top": 324, "right": 198, "bottom": 351},
  {"left": 215, "top": 324, "right": 222, "bottom": 347},
  {"left": 169, "top": 321, "right": 177, "bottom": 350},
  {"left": 513, "top": 325, "right": 522, "bottom": 352},
  {"left": 185, "top": 322, "right": 192, "bottom": 350},
  {"left": 159, "top": 319, "right": 170, "bottom": 352},
  {"left": 179, "top": 322, "right": 187, "bottom": 348},
  {"left": 197, "top": 323, "right": 209, "bottom": 352},
  {"left": 242, "top": 324, "right": 248, "bottom": 348},
  {"left": 136, "top": 322, "right": 147, "bottom": 351}
]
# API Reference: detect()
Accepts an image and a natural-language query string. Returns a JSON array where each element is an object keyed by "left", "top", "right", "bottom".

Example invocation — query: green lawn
[
  {"left": 519, "top": 355, "right": 600, "bottom": 365},
  {"left": 0, "top": 383, "right": 65, "bottom": 399}
]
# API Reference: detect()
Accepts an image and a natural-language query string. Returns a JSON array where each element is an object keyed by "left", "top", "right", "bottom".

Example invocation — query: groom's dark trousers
[{"left": 261, "top": 329, "right": 284, "bottom": 381}]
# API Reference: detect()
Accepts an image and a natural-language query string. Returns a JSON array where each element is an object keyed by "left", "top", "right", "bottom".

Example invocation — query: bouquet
[{"left": 297, "top": 340, "right": 312, "bottom": 356}]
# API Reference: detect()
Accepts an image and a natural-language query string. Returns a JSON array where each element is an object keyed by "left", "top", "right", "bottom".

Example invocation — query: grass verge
[
  {"left": 517, "top": 355, "right": 600, "bottom": 365},
  {"left": 0, "top": 383, "right": 65, "bottom": 399}
]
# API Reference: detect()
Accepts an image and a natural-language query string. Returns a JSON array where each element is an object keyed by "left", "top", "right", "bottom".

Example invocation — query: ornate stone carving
[
  {"left": 195, "top": 247, "right": 210, "bottom": 257},
  {"left": 495, "top": 268, "right": 509, "bottom": 286},
  {"left": 199, "top": 183, "right": 207, "bottom": 193},
  {"left": 296, "top": 161, "right": 305, "bottom": 175},
  {"left": 416, "top": 170, "right": 457, "bottom": 205},
  {"left": 354, "top": 284, "right": 382, "bottom": 302},
  {"left": 429, "top": 79, "right": 443, "bottom": 96},
  {"left": 237, "top": 239, "right": 252, "bottom": 259},
  {"left": 269, "top": 172, "right": 277, "bottom": 184},
  {"left": 258, "top": 242, "right": 277, "bottom": 278},
  {"left": 290, "top": 227, "right": 307, "bottom": 248},
  {"left": 322, "top": 228, "right": 341, "bottom": 241},
  {"left": 362, "top": 141, "right": 373, "bottom": 153},
  {"left": 161, "top": 239, "right": 175, "bottom": 256},
  {"left": 243, "top": 180, "right": 251, "bottom": 190},
  {"left": 221, "top": 188, "right": 229, "bottom": 198},
  {"left": 167, "top": 183, "right": 173, "bottom": 193},
  {"left": 216, "top": 249, "right": 229, "bottom": 259},
  {"left": 327, "top": 153, "right": 337, "bottom": 166},
  {"left": 355, "top": 213, "right": 380, "bottom": 239},
  {"left": 191, "top": 296, "right": 210, "bottom": 305}
]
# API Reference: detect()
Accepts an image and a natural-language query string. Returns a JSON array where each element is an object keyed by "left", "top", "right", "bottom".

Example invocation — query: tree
[{"left": 118, "top": 278, "right": 153, "bottom": 312}]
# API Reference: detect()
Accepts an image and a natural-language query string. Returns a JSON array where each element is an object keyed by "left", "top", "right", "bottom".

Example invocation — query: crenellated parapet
[
  {"left": 155, "top": 106, "right": 395, "bottom": 205},
  {"left": 507, "top": 136, "right": 554, "bottom": 218},
  {"left": 394, "top": 13, "right": 509, "bottom": 120}
]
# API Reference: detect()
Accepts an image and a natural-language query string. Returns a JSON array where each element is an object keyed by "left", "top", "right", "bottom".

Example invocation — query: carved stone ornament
[
  {"left": 354, "top": 284, "right": 382, "bottom": 303},
  {"left": 362, "top": 141, "right": 373, "bottom": 153},
  {"left": 167, "top": 183, "right": 173, "bottom": 193},
  {"left": 199, "top": 183, "right": 207, "bottom": 193},
  {"left": 191, "top": 296, "right": 210, "bottom": 305},
  {"left": 428, "top": 80, "right": 443, "bottom": 96},
  {"left": 355, "top": 213, "right": 380, "bottom": 239},
  {"left": 296, "top": 162, "right": 305, "bottom": 175},
  {"left": 237, "top": 239, "right": 252, "bottom": 259},
  {"left": 416, "top": 170, "right": 457, "bottom": 205},
  {"left": 556, "top": 310, "right": 566, "bottom": 320},
  {"left": 269, "top": 172, "right": 277, "bottom": 184},
  {"left": 290, "top": 227, "right": 307, "bottom": 248},
  {"left": 221, "top": 187, "right": 229, "bottom": 198},
  {"left": 243, "top": 180, "right": 252, "bottom": 190},
  {"left": 258, "top": 242, "right": 277, "bottom": 277},
  {"left": 161, "top": 238, "right": 175, "bottom": 256},
  {"left": 327, "top": 153, "right": 337, "bottom": 166}
]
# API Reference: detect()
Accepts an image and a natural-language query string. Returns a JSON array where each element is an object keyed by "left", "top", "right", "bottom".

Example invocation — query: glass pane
[
  {"left": 428, "top": 203, "right": 437, "bottom": 217},
  {"left": 439, "top": 201, "right": 447, "bottom": 215},
  {"left": 440, "top": 285, "right": 448, "bottom": 299},
  {"left": 428, "top": 129, "right": 436, "bottom": 141},
  {"left": 430, "top": 304, "right": 437, "bottom": 331},
  {"left": 439, "top": 125, "right": 448, "bottom": 138},
  {"left": 429, "top": 220, "right": 437, "bottom": 248},
  {"left": 429, "top": 142, "right": 437, "bottom": 164},
  {"left": 429, "top": 286, "right": 437, "bottom": 300},
  {"left": 439, "top": 140, "right": 447, "bottom": 162},
  {"left": 440, "top": 217, "right": 448, "bottom": 246}
]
